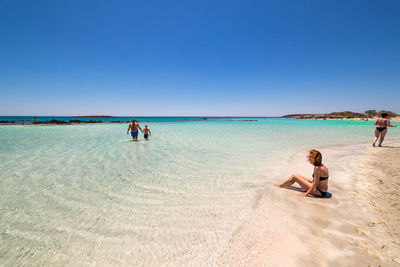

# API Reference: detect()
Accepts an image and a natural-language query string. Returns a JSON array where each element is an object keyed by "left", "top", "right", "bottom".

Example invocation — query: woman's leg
[
  {"left": 275, "top": 174, "right": 313, "bottom": 191},
  {"left": 373, "top": 129, "right": 380, "bottom": 147},
  {"left": 378, "top": 129, "right": 388, "bottom": 146}
]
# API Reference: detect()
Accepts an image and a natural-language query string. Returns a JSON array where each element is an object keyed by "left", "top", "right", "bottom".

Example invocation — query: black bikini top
[{"left": 312, "top": 173, "right": 329, "bottom": 181}]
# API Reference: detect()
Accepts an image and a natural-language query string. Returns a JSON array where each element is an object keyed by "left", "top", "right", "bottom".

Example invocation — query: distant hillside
[
  {"left": 283, "top": 110, "right": 398, "bottom": 119},
  {"left": 282, "top": 114, "right": 313, "bottom": 118}
]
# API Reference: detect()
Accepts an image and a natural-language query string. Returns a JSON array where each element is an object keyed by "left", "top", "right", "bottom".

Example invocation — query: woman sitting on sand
[
  {"left": 373, "top": 113, "right": 397, "bottom": 147},
  {"left": 275, "top": 149, "right": 329, "bottom": 197}
]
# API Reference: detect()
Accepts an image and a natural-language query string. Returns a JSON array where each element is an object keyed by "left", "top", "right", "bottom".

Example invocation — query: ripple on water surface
[{"left": 0, "top": 120, "right": 398, "bottom": 265}]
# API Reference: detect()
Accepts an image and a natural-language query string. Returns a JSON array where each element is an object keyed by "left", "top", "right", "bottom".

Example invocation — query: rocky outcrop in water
[
  {"left": 34, "top": 119, "right": 103, "bottom": 125},
  {"left": 69, "top": 120, "right": 103, "bottom": 123},
  {"left": 37, "top": 120, "right": 69, "bottom": 124}
]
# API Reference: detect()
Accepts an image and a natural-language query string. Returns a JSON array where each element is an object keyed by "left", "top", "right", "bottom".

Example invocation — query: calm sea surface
[
  {"left": 0, "top": 116, "right": 264, "bottom": 123},
  {"left": 1, "top": 118, "right": 399, "bottom": 265}
]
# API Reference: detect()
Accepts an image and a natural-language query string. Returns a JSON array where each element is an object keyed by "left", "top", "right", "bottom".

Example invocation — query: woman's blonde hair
[{"left": 309, "top": 149, "right": 322, "bottom": 166}]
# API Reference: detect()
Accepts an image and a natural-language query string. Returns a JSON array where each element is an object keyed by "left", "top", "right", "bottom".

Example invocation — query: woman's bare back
[{"left": 375, "top": 118, "right": 389, "bottom": 127}]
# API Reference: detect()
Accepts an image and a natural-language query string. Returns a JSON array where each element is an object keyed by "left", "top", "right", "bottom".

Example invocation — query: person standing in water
[
  {"left": 143, "top": 125, "right": 151, "bottom": 140},
  {"left": 275, "top": 149, "right": 329, "bottom": 197},
  {"left": 373, "top": 113, "right": 397, "bottom": 147},
  {"left": 127, "top": 119, "right": 143, "bottom": 141}
]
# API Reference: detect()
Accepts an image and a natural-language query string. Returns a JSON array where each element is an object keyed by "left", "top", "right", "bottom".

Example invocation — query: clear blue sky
[{"left": 1, "top": 0, "right": 399, "bottom": 116}]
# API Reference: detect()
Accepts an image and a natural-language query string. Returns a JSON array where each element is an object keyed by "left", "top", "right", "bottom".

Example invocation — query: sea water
[{"left": 0, "top": 118, "right": 399, "bottom": 265}]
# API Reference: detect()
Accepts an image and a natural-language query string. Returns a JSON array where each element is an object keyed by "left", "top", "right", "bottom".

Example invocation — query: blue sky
[{"left": 1, "top": 0, "right": 399, "bottom": 116}]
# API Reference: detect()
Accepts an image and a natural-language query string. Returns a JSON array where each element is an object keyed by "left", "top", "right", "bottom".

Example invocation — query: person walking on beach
[
  {"left": 143, "top": 125, "right": 151, "bottom": 140},
  {"left": 373, "top": 113, "right": 397, "bottom": 147},
  {"left": 275, "top": 149, "right": 329, "bottom": 197},
  {"left": 127, "top": 119, "right": 143, "bottom": 141}
]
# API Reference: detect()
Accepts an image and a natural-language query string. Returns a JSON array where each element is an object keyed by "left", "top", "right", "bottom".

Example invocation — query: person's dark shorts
[
  {"left": 131, "top": 131, "right": 138, "bottom": 137},
  {"left": 144, "top": 134, "right": 149, "bottom": 139}
]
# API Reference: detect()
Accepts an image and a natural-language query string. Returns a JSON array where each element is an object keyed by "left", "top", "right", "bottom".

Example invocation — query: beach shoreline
[
  {"left": 294, "top": 140, "right": 399, "bottom": 265},
  {"left": 282, "top": 139, "right": 400, "bottom": 266},
  {"left": 311, "top": 140, "right": 400, "bottom": 265},
  {"left": 219, "top": 139, "right": 400, "bottom": 266},
  {"left": 1, "top": 121, "right": 399, "bottom": 265}
]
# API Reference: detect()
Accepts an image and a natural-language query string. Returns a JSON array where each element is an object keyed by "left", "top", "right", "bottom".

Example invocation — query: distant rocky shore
[
  {"left": 0, "top": 118, "right": 258, "bottom": 125},
  {"left": 283, "top": 110, "right": 398, "bottom": 120},
  {"left": 282, "top": 114, "right": 366, "bottom": 120},
  {"left": 0, "top": 119, "right": 106, "bottom": 125}
]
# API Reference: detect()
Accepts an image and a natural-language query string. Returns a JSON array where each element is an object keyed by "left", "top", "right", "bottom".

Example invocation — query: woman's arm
[
  {"left": 388, "top": 120, "right": 397, "bottom": 127},
  {"left": 304, "top": 167, "right": 320, "bottom": 196}
]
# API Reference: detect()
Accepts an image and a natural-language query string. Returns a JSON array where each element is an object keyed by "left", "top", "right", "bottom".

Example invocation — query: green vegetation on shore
[{"left": 283, "top": 110, "right": 398, "bottom": 119}]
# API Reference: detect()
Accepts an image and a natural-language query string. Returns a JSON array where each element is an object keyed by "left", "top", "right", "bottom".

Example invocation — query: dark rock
[{"left": 38, "top": 120, "right": 69, "bottom": 125}]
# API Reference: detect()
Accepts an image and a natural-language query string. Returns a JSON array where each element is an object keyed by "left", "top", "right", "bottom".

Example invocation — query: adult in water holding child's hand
[
  {"left": 373, "top": 112, "right": 397, "bottom": 147},
  {"left": 275, "top": 149, "right": 329, "bottom": 197},
  {"left": 127, "top": 119, "right": 143, "bottom": 141}
]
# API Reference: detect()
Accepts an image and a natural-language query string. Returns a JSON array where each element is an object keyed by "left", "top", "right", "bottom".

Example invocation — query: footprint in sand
[{"left": 354, "top": 226, "right": 368, "bottom": 236}]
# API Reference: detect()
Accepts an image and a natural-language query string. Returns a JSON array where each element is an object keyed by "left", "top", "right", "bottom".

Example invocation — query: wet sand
[{"left": 220, "top": 140, "right": 400, "bottom": 266}]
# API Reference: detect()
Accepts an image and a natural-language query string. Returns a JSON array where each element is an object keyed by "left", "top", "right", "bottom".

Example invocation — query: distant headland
[{"left": 283, "top": 110, "right": 399, "bottom": 120}]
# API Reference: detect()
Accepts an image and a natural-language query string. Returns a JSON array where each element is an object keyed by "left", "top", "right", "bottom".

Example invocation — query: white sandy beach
[{"left": 220, "top": 140, "right": 400, "bottom": 266}]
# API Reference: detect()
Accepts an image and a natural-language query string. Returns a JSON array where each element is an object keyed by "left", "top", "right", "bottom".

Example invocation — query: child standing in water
[{"left": 143, "top": 125, "right": 151, "bottom": 140}]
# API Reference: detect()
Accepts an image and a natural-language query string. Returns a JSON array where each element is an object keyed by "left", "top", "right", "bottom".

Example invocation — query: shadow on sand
[
  {"left": 285, "top": 186, "right": 333, "bottom": 199},
  {"left": 376, "top": 145, "right": 400, "bottom": 149}
]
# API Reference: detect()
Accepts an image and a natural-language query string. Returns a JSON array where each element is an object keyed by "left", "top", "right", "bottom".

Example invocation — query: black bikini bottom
[
  {"left": 317, "top": 187, "right": 327, "bottom": 197},
  {"left": 376, "top": 127, "right": 387, "bottom": 132}
]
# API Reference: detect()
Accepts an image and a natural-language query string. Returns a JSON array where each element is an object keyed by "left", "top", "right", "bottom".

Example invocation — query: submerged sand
[{"left": 220, "top": 140, "right": 400, "bottom": 266}]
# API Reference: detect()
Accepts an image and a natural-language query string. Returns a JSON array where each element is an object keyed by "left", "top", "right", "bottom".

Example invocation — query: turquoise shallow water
[{"left": 0, "top": 118, "right": 399, "bottom": 265}]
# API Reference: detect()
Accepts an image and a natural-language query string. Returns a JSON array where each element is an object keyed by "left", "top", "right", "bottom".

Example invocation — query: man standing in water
[{"left": 127, "top": 119, "right": 143, "bottom": 141}]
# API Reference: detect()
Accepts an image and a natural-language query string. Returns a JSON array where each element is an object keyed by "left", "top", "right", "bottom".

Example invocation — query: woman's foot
[{"left": 372, "top": 142, "right": 376, "bottom": 147}]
